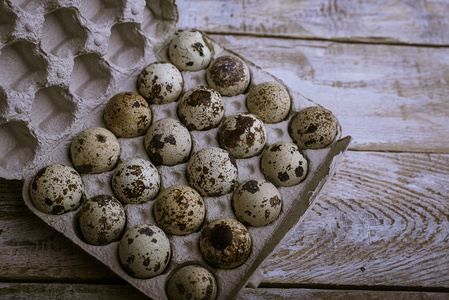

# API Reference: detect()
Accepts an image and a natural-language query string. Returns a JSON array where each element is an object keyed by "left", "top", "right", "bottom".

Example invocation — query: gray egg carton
[{"left": 1, "top": 0, "right": 350, "bottom": 299}]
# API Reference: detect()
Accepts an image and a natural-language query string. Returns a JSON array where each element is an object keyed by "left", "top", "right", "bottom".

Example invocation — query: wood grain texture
[
  {"left": 264, "top": 151, "right": 449, "bottom": 288},
  {"left": 1, "top": 283, "right": 449, "bottom": 300},
  {"left": 2, "top": 151, "right": 448, "bottom": 288},
  {"left": 207, "top": 34, "right": 449, "bottom": 153},
  {"left": 177, "top": 0, "right": 449, "bottom": 45},
  {"left": 0, "top": 180, "right": 117, "bottom": 282}
]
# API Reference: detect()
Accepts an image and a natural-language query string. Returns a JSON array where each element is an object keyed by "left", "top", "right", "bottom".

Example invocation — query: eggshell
[
  {"left": 79, "top": 195, "right": 126, "bottom": 245},
  {"left": 206, "top": 55, "right": 250, "bottom": 96},
  {"left": 154, "top": 185, "right": 205, "bottom": 235},
  {"left": 70, "top": 127, "right": 120, "bottom": 174},
  {"left": 232, "top": 179, "right": 282, "bottom": 227},
  {"left": 103, "top": 92, "right": 152, "bottom": 138},
  {"left": 246, "top": 82, "right": 291, "bottom": 123},
  {"left": 166, "top": 265, "right": 218, "bottom": 300},
  {"left": 289, "top": 106, "right": 338, "bottom": 149},
  {"left": 186, "top": 147, "right": 238, "bottom": 197},
  {"left": 260, "top": 142, "right": 308, "bottom": 187},
  {"left": 217, "top": 113, "right": 266, "bottom": 159},
  {"left": 144, "top": 118, "right": 192, "bottom": 166},
  {"left": 153, "top": 185, "right": 206, "bottom": 235},
  {"left": 111, "top": 158, "right": 160, "bottom": 204},
  {"left": 177, "top": 85, "right": 224, "bottom": 131},
  {"left": 29, "top": 164, "right": 84, "bottom": 215},
  {"left": 168, "top": 31, "right": 212, "bottom": 71},
  {"left": 118, "top": 224, "right": 171, "bottom": 279},
  {"left": 137, "top": 62, "right": 184, "bottom": 104},
  {"left": 199, "top": 218, "right": 251, "bottom": 269}
]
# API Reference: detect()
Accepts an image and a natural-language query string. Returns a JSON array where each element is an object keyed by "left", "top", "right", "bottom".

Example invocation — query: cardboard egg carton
[{"left": 0, "top": 0, "right": 350, "bottom": 299}]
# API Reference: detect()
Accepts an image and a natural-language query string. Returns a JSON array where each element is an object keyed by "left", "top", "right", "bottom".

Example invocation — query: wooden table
[{"left": 2, "top": 0, "right": 449, "bottom": 299}]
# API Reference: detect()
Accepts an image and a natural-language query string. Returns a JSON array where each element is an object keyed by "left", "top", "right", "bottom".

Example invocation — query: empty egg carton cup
[{"left": 0, "top": 0, "right": 350, "bottom": 299}]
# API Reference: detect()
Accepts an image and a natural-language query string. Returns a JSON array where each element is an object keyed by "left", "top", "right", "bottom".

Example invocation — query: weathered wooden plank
[
  {"left": 0, "top": 180, "right": 117, "bottom": 282},
  {"left": 0, "top": 283, "right": 449, "bottom": 300},
  {"left": 263, "top": 151, "right": 449, "bottom": 288},
  {"left": 1, "top": 283, "right": 449, "bottom": 300},
  {"left": 177, "top": 0, "right": 449, "bottom": 45},
  {"left": 208, "top": 34, "right": 449, "bottom": 153},
  {"left": 1, "top": 151, "right": 448, "bottom": 288}
]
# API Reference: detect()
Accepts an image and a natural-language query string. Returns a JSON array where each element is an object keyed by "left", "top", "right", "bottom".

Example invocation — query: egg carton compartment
[
  {"left": 0, "top": 0, "right": 178, "bottom": 180},
  {"left": 13, "top": 1, "right": 350, "bottom": 299}
]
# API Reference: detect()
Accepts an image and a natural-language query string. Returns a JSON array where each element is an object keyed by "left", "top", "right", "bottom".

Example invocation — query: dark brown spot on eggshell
[
  {"left": 210, "top": 224, "right": 233, "bottom": 250},
  {"left": 295, "top": 166, "right": 304, "bottom": 177},
  {"left": 242, "top": 180, "right": 260, "bottom": 194},
  {"left": 278, "top": 171, "right": 290, "bottom": 182},
  {"left": 96, "top": 134, "right": 106, "bottom": 143},
  {"left": 270, "top": 195, "right": 281, "bottom": 208},
  {"left": 138, "top": 227, "right": 154, "bottom": 236},
  {"left": 150, "top": 134, "right": 165, "bottom": 149},
  {"left": 193, "top": 42, "right": 205, "bottom": 56},
  {"left": 187, "top": 89, "right": 211, "bottom": 107}
]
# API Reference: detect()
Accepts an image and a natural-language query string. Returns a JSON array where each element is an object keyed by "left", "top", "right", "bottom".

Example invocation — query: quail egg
[
  {"left": 186, "top": 147, "right": 238, "bottom": 197},
  {"left": 111, "top": 158, "right": 160, "bottom": 204},
  {"left": 169, "top": 30, "right": 212, "bottom": 71},
  {"left": 70, "top": 127, "right": 120, "bottom": 174},
  {"left": 206, "top": 55, "right": 250, "bottom": 96},
  {"left": 289, "top": 106, "right": 339, "bottom": 149},
  {"left": 200, "top": 218, "right": 251, "bottom": 269},
  {"left": 260, "top": 142, "right": 308, "bottom": 187},
  {"left": 79, "top": 195, "right": 126, "bottom": 245},
  {"left": 218, "top": 112, "right": 266, "bottom": 159},
  {"left": 246, "top": 82, "right": 291, "bottom": 123},
  {"left": 232, "top": 179, "right": 282, "bottom": 227},
  {"left": 137, "top": 62, "right": 184, "bottom": 104},
  {"left": 29, "top": 164, "right": 84, "bottom": 215},
  {"left": 144, "top": 118, "right": 192, "bottom": 166},
  {"left": 103, "top": 92, "right": 152, "bottom": 138},
  {"left": 177, "top": 85, "right": 225, "bottom": 131},
  {"left": 167, "top": 265, "right": 218, "bottom": 300},
  {"left": 154, "top": 185, "right": 205, "bottom": 235},
  {"left": 118, "top": 224, "right": 171, "bottom": 279}
]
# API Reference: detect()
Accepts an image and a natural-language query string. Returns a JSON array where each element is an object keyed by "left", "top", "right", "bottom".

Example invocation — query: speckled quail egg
[
  {"left": 70, "top": 127, "right": 120, "bottom": 174},
  {"left": 29, "top": 164, "right": 84, "bottom": 215},
  {"left": 144, "top": 118, "right": 192, "bottom": 166},
  {"left": 137, "top": 62, "right": 184, "bottom": 104},
  {"left": 289, "top": 106, "right": 339, "bottom": 149},
  {"left": 79, "top": 195, "right": 126, "bottom": 245},
  {"left": 111, "top": 158, "right": 160, "bottom": 204},
  {"left": 186, "top": 147, "right": 238, "bottom": 197},
  {"left": 232, "top": 179, "right": 282, "bottom": 227},
  {"left": 167, "top": 265, "right": 218, "bottom": 300},
  {"left": 103, "top": 92, "right": 152, "bottom": 138},
  {"left": 206, "top": 55, "right": 250, "bottom": 96},
  {"left": 177, "top": 85, "right": 224, "bottom": 131},
  {"left": 118, "top": 224, "right": 171, "bottom": 279},
  {"left": 154, "top": 185, "right": 205, "bottom": 235},
  {"left": 169, "top": 31, "right": 212, "bottom": 71},
  {"left": 260, "top": 142, "right": 308, "bottom": 187},
  {"left": 218, "top": 113, "right": 266, "bottom": 159},
  {"left": 246, "top": 82, "right": 291, "bottom": 123},
  {"left": 200, "top": 218, "right": 251, "bottom": 269}
]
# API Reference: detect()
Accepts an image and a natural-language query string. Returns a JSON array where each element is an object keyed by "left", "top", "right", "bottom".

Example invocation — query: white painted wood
[{"left": 177, "top": 0, "right": 449, "bottom": 45}]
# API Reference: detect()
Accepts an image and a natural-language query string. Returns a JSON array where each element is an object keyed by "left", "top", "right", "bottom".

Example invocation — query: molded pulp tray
[{"left": 0, "top": 0, "right": 350, "bottom": 299}]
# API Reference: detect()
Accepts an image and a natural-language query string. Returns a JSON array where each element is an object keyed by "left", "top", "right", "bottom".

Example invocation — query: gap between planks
[{"left": 197, "top": 30, "right": 449, "bottom": 49}]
